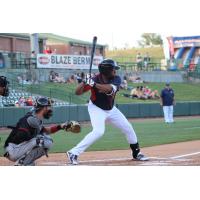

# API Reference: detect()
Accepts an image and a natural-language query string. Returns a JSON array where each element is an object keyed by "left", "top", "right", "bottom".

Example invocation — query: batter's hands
[{"left": 84, "top": 74, "right": 96, "bottom": 87}]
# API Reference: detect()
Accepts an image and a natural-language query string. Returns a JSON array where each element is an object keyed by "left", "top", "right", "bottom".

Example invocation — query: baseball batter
[{"left": 67, "top": 59, "right": 149, "bottom": 165}]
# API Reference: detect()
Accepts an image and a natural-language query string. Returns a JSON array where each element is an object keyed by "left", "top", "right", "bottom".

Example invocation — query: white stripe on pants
[
  {"left": 70, "top": 101, "right": 138, "bottom": 156},
  {"left": 163, "top": 105, "right": 174, "bottom": 123}
]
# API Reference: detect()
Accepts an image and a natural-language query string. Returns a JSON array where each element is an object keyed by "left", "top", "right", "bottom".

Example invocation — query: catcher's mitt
[{"left": 63, "top": 121, "right": 81, "bottom": 133}]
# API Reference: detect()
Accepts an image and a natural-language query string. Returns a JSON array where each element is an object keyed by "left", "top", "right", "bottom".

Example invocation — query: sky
[{"left": 1, "top": 0, "right": 200, "bottom": 49}]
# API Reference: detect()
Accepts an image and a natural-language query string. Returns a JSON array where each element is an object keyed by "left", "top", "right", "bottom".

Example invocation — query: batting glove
[{"left": 84, "top": 74, "right": 96, "bottom": 87}]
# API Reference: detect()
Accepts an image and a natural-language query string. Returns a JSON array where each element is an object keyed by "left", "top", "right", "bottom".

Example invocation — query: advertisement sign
[
  {"left": 37, "top": 54, "right": 103, "bottom": 69},
  {"left": 167, "top": 37, "right": 175, "bottom": 56}
]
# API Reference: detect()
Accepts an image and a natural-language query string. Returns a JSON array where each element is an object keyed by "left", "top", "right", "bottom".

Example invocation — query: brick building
[
  {"left": 41, "top": 33, "right": 105, "bottom": 56},
  {"left": 0, "top": 33, "right": 106, "bottom": 69},
  {"left": 0, "top": 33, "right": 105, "bottom": 56},
  {"left": 0, "top": 33, "right": 46, "bottom": 54}
]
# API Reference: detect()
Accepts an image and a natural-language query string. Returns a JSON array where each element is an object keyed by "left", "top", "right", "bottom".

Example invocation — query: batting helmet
[{"left": 98, "top": 59, "right": 120, "bottom": 76}]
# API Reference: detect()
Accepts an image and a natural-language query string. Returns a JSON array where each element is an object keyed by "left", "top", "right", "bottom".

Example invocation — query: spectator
[
  {"left": 52, "top": 49, "right": 57, "bottom": 54},
  {"left": 149, "top": 90, "right": 160, "bottom": 99},
  {"left": 120, "top": 76, "right": 128, "bottom": 90},
  {"left": 54, "top": 73, "right": 65, "bottom": 83},
  {"left": 136, "top": 52, "right": 143, "bottom": 71},
  {"left": 25, "top": 97, "right": 34, "bottom": 106},
  {"left": 143, "top": 52, "right": 150, "bottom": 70},
  {"left": 160, "top": 82, "right": 175, "bottom": 123},
  {"left": 130, "top": 86, "right": 140, "bottom": 98},
  {"left": 49, "top": 71, "right": 56, "bottom": 82},
  {"left": 67, "top": 75, "right": 76, "bottom": 84},
  {"left": 76, "top": 72, "right": 85, "bottom": 84},
  {"left": 18, "top": 97, "right": 26, "bottom": 107},
  {"left": 43, "top": 47, "right": 52, "bottom": 54}
]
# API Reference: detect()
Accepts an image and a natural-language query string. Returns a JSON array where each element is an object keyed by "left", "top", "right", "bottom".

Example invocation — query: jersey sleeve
[
  {"left": 83, "top": 84, "right": 91, "bottom": 92},
  {"left": 27, "top": 116, "right": 41, "bottom": 129}
]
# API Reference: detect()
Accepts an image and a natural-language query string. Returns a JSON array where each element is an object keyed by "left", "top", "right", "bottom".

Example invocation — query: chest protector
[{"left": 4, "top": 112, "right": 38, "bottom": 147}]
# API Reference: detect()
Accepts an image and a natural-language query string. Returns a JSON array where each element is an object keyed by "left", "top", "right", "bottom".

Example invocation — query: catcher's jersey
[{"left": 84, "top": 74, "right": 121, "bottom": 110}]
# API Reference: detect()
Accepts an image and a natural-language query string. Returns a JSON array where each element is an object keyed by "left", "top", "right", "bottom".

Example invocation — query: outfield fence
[{"left": 0, "top": 101, "right": 200, "bottom": 127}]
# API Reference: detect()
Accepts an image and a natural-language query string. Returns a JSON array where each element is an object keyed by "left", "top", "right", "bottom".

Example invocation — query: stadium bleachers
[{"left": 0, "top": 89, "right": 70, "bottom": 107}]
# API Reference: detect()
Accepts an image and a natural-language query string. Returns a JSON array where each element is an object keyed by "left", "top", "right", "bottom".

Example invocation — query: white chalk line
[
  {"left": 170, "top": 151, "right": 200, "bottom": 159},
  {"left": 184, "top": 127, "right": 200, "bottom": 130},
  {"left": 39, "top": 151, "right": 200, "bottom": 166}
]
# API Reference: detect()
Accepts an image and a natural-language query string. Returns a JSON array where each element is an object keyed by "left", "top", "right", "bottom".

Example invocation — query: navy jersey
[
  {"left": 161, "top": 88, "right": 174, "bottom": 106},
  {"left": 84, "top": 74, "right": 121, "bottom": 110}
]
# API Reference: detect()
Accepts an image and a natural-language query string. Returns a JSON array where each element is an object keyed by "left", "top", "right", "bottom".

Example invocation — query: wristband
[{"left": 50, "top": 125, "right": 62, "bottom": 133}]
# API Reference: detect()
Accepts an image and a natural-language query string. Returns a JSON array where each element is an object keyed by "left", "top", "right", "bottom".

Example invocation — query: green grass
[
  {"left": 106, "top": 47, "right": 164, "bottom": 62},
  {"left": 1, "top": 118, "right": 200, "bottom": 156},
  {"left": 20, "top": 82, "right": 200, "bottom": 104},
  {"left": 116, "top": 82, "right": 200, "bottom": 104}
]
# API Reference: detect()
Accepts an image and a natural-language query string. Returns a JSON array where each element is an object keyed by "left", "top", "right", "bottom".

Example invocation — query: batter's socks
[{"left": 130, "top": 143, "right": 140, "bottom": 159}]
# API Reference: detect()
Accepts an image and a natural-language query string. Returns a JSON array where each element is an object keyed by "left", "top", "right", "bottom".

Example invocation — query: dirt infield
[{"left": 0, "top": 140, "right": 200, "bottom": 166}]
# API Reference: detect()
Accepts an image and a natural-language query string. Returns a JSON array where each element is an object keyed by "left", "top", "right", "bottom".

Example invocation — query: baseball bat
[{"left": 89, "top": 36, "right": 97, "bottom": 78}]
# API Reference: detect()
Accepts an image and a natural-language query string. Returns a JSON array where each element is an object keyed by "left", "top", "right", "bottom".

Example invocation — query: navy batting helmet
[{"left": 98, "top": 59, "right": 120, "bottom": 76}]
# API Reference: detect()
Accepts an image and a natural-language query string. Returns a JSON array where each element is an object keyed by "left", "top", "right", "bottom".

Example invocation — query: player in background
[
  {"left": 0, "top": 76, "right": 9, "bottom": 96},
  {"left": 160, "top": 82, "right": 175, "bottom": 123},
  {"left": 67, "top": 59, "right": 149, "bottom": 165}
]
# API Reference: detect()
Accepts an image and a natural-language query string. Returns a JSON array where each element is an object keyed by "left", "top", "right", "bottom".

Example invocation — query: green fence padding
[
  {"left": 0, "top": 102, "right": 200, "bottom": 127},
  {"left": 149, "top": 103, "right": 163, "bottom": 117},
  {"left": 117, "top": 104, "right": 131, "bottom": 117},
  {"left": 2, "top": 107, "right": 25, "bottom": 126},
  {"left": 127, "top": 104, "right": 140, "bottom": 118},
  {"left": 0, "top": 108, "right": 4, "bottom": 126},
  {"left": 77, "top": 105, "right": 90, "bottom": 121},
  {"left": 174, "top": 102, "right": 190, "bottom": 116},
  {"left": 68, "top": 105, "right": 78, "bottom": 121},
  {"left": 139, "top": 104, "right": 151, "bottom": 117},
  {"left": 189, "top": 102, "right": 200, "bottom": 115}
]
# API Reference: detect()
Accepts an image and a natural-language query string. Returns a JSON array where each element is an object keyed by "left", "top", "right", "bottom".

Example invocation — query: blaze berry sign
[{"left": 37, "top": 54, "right": 103, "bottom": 69}]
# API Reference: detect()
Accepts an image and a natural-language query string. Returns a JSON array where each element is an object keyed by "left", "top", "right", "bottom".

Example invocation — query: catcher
[
  {"left": 0, "top": 76, "right": 9, "bottom": 96},
  {"left": 4, "top": 96, "right": 81, "bottom": 166}
]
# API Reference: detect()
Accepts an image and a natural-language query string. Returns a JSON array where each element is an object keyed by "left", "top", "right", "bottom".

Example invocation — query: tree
[{"left": 138, "top": 33, "right": 163, "bottom": 46}]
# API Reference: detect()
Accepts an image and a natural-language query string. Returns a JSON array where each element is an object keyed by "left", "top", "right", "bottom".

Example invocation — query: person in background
[
  {"left": 136, "top": 52, "right": 143, "bottom": 71},
  {"left": 120, "top": 76, "right": 128, "bottom": 90},
  {"left": 0, "top": 76, "right": 9, "bottom": 96},
  {"left": 143, "top": 52, "right": 150, "bottom": 70},
  {"left": 160, "top": 82, "right": 175, "bottom": 123}
]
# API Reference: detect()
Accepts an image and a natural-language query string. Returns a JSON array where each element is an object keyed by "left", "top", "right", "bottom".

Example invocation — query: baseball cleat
[
  {"left": 134, "top": 152, "right": 149, "bottom": 161},
  {"left": 67, "top": 152, "right": 79, "bottom": 165}
]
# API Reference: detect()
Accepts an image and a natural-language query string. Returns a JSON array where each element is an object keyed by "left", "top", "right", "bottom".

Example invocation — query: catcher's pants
[
  {"left": 70, "top": 101, "right": 138, "bottom": 156},
  {"left": 5, "top": 134, "right": 53, "bottom": 163},
  {"left": 163, "top": 105, "right": 174, "bottom": 123}
]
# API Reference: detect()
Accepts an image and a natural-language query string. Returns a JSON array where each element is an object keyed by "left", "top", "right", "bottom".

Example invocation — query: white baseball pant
[
  {"left": 70, "top": 101, "right": 138, "bottom": 156},
  {"left": 163, "top": 105, "right": 174, "bottom": 123}
]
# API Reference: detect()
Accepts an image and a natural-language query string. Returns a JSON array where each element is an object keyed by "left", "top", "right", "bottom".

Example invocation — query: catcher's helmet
[
  {"left": 34, "top": 97, "right": 53, "bottom": 110},
  {"left": 98, "top": 59, "right": 120, "bottom": 76}
]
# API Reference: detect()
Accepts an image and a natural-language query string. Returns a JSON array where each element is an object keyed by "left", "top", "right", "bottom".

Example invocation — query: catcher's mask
[
  {"left": 98, "top": 59, "right": 120, "bottom": 79},
  {"left": 0, "top": 76, "right": 9, "bottom": 96},
  {"left": 34, "top": 97, "right": 53, "bottom": 119}
]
